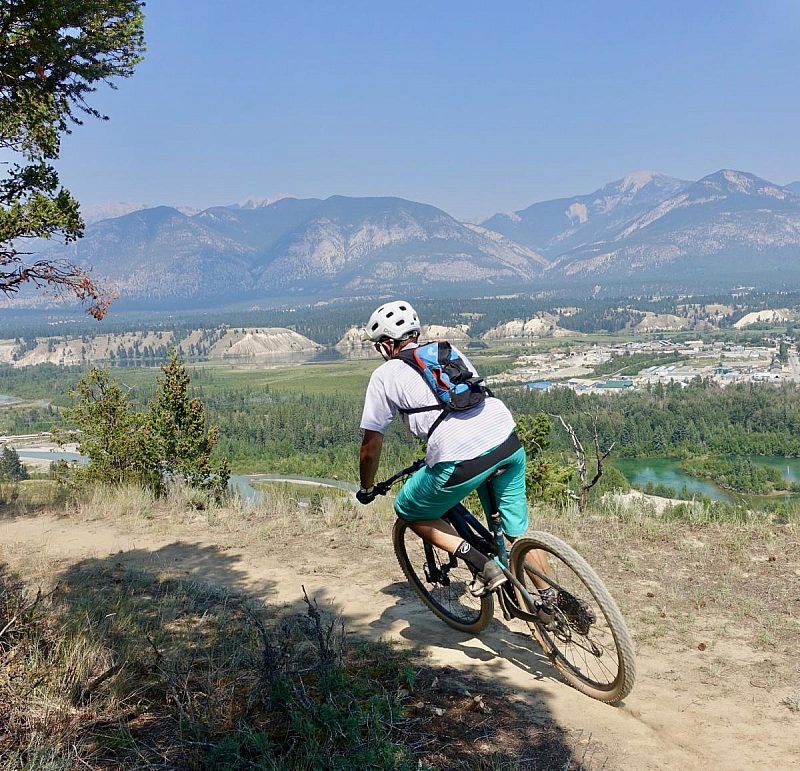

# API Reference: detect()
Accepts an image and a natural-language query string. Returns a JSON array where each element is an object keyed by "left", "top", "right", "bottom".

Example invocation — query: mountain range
[
  {"left": 482, "top": 171, "right": 692, "bottom": 258},
  {"left": 29, "top": 169, "right": 800, "bottom": 308},
  {"left": 44, "top": 196, "right": 548, "bottom": 305}
]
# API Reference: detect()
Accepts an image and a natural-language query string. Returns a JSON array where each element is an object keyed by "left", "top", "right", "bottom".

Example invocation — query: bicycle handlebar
[{"left": 362, "top": 458, "right": 426, "bottom": 502}]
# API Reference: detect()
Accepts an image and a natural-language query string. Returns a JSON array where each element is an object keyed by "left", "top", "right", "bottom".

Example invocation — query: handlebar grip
[{"left": 356, "top": 488, "right": 376, "bottom": 504}]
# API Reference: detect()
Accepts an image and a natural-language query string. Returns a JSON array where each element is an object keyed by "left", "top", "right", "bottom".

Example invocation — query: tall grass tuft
[{"left": 68, "top": 482, "right": 156, "bottom": 522}]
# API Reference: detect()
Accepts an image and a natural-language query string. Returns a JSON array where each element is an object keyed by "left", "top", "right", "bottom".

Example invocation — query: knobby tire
[
  {"left": 509, "top": 531, "right": 636, "bottom": 703},
  {"left": 392, "top": 518, "right": 493, "bottom": 634}
]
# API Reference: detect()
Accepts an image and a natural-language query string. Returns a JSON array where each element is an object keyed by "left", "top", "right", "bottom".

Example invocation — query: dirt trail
[{"left": 1, "top": 512, "right": 797, "bottom": 770}]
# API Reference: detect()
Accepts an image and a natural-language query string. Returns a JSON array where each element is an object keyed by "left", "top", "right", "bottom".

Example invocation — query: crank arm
[{"left": 498, "top": 565, "right": 547, "bottom": 624}]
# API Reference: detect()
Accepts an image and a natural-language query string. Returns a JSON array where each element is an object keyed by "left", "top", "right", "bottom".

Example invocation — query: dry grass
[
  {"left": 0, "top": 556, "right": 591, "bottom": 770},
  {"left": 16, "top": 478, "right": 398, "bottom": 547},
  {"left": 524, "top": 497, "right": 800, "bottom": 667},
  {"left": 242, "top": 482, "right": 397, "bottom": 544},
  {"left": 781, "top": 691, "right": 800, "bottom": 713},
  {"left": 1, "top": 479, "right": 63, "bottom": 512}
]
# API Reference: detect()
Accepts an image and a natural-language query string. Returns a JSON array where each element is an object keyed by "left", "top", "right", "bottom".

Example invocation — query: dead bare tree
[
  {"left": 551, "top": 411, "right": 615, "bottom": 512},
  {"left": 0, "top": 253, "right": 116, "bottom": 320}
]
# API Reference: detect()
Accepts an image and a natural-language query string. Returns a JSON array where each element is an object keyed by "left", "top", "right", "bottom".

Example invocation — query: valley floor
[{"left": 1, "top": 495, "right": 798, "bottom": 770}]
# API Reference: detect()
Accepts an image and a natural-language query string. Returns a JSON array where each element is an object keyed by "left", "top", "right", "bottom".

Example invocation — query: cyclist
[{"left": 356, "top": 300, "right": 549, "bottom": 597}]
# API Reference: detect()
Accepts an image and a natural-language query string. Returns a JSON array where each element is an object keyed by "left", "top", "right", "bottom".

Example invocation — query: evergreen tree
[
  {"left": 148, "top": 350, "right": 229, "bottom": 499},
  {"left": 651, "top": 427, "right": 668, "bottom": 454},
  {"left": 0, "top": 0, "right": 145, "bottom": 317},
  {"left": 60, "top": 368, "right": 158, "bottom": 487},
  {"left": 0, "top": 446, "right": 29, "bottom": 481},
  {"left": 516, "top": 414, "right": 573, "bottom": 503}
]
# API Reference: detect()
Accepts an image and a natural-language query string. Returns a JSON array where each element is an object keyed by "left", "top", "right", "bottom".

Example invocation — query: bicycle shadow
[{"left": 370, "top": 580, "right": 566, "bottom": 690}]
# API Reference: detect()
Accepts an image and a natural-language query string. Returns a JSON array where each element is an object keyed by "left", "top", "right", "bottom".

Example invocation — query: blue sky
[{"left": 58, "top": 0, "right": 800, "bottom": 220}]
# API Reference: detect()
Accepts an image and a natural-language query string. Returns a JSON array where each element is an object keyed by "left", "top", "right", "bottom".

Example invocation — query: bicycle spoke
[
  {"left": 515, "top": 540, "right": 625, "bottom": 692},
  {"left": 399, "top": 523, "right": 485, "bottom": 626}
]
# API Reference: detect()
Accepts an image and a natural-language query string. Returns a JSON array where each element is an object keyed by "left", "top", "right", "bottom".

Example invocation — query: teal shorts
[{"left": 394, "top": 437, "right": 528, "bottom": 538}]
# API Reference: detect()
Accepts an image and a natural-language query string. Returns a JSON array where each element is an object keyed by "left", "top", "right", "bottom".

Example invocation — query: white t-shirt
[{"left": 360, "top": 344, "right": 516, "bottom": 466}]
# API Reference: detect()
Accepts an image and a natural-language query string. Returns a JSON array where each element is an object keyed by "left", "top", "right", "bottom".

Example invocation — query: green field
[{"left": 186, "top": 358, "right": 382, "bottom": 395}]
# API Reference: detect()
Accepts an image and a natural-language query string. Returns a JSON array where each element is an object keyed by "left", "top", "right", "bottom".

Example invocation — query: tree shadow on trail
[
  {"left": 45, "top": 542, "right": 281, "bottom": 767},
  {"left": 2, "top": 540, "right": 602, "bottom": 770},
  {"left": 90, "top": 539, "right": 268, "bottom": 595}
]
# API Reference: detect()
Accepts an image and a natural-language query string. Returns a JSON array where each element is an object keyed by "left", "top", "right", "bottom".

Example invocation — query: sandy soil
[{"left": 1, "top": 510, "right": 797, "bottom": 770}]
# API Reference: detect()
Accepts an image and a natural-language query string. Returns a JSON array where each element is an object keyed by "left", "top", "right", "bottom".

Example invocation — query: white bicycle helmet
[{"left": 364, "top": 300, "right": 420, "bottom": 342}]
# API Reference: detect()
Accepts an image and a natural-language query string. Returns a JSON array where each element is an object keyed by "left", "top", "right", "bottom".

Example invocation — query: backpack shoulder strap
[
  {"left": 395, "top": 343, "right": 448, "bottom": 426},
  {"left": 435, "top": 340, "right": 453, "bottom": 363},
  {"left": 396, "top": 343, "right": 445, "bottom": 408}
]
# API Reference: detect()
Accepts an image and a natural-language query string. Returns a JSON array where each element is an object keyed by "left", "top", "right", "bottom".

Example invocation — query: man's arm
[{"left": 359, "top": 429, "right": 384, "bottom": 489}]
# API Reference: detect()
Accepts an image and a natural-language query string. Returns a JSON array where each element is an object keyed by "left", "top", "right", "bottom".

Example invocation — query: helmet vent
[{"left": 386, "top": 311, "right": 394, "bottom": 318}]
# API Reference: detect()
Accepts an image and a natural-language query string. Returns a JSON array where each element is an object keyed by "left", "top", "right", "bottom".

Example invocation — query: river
[
  {"left": 13, "top": 449, "right": 353, "bottom": 504},
  {"left": 615, "top": 456, "right": 800, "bottom": 502}
]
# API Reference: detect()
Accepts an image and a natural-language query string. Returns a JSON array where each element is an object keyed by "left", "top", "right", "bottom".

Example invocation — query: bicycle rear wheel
[
  {"left": 392, "top": 519, "right": 493, "bottom": 634},
  {"left": 509, "top": 531, "right": 636, "bottom": 703}
]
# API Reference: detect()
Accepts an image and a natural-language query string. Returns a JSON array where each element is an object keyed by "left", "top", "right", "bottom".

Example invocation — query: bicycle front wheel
[
  {"left": 509, "top": 531, "right": 636, "bottom": 703},
  {"left": 392, "top": 519, "right": 493, "bottom": 634}
]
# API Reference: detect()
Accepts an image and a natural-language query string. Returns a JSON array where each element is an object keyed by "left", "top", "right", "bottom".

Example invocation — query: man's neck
[{"left": 391, "top": 339, "right": 418, "bottom": 358}]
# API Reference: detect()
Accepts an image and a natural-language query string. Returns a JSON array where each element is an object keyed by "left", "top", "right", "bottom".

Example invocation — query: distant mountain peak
[
  {"left": 481, "top": 171, "right": 690, "bottom": 257},
  {"left": 81, "top": 201, "right": 148, "bottom": 225},
  {"left": 237, "top": 194, "right": 295, "bottom": 209},
  {"left": 599, "top": 170, "right": 684, "bottom": 199},
  {"left": 694, "top": 169, "right": 792, "bottom": 199},
  {"left": 619, "top": 170, "right": 660, "bottom": 192}
]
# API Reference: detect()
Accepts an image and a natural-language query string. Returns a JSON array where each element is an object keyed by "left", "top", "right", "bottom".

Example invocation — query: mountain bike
[{"left": 367, "top": 459, "right": 636, "bottom": 703}]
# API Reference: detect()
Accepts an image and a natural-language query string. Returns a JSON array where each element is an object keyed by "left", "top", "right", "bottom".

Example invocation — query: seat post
[{"left": 482, "top": 470, "right": 506, "bottom": 558}]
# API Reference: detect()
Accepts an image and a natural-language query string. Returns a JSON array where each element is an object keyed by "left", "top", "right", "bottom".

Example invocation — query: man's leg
[
  {"left": 396, "top": 462, "right": 505, "bottom": 592},
  {"left": 395, "top": 462, "right": 469, "bottom": 553},
  {"left": 478, "top": 447, "right": 552, "bottom": 591},
  {"left": 407, "top": 518, "right": 462, "bottom": 552},
  {"left": 507, "top": 534, "right": 551, "bottom": 591}
]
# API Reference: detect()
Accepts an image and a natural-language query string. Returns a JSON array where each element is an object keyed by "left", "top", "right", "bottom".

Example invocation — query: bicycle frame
[{"left": 374, "top": 460, "right": 545, "bottom": 625}]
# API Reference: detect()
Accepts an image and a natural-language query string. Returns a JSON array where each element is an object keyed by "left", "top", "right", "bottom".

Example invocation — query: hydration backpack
[{"left": 397, "top": 341, "right": 492, "bottom": 437}]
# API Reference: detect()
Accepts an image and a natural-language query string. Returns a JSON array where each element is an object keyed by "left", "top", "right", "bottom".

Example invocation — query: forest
[
  {"left": 502, "top": 379, "right": 800, "bottom": 459},
  {"left": 6, "top": 360, "right": 800, "bottom": 489},
  {"left": 678, "top": 456, "right": 792, "bottom": 495}
]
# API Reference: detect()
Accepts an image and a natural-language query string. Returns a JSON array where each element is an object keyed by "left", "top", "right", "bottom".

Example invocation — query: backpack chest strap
[
  {"left": 398, "top": 404, "right": 442, "bottom": 415},
  {"left": 397, "top": 403, "right": 450, "bottom": 438}
]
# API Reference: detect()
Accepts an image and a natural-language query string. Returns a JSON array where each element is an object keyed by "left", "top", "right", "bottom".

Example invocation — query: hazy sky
[{"left": 57, "top": 0, "right": 800, "bottom": 220}]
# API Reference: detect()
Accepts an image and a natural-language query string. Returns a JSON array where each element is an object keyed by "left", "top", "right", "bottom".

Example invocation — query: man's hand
[{"left": 356, "top": 486, "right": 376, "bottom": 504}]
